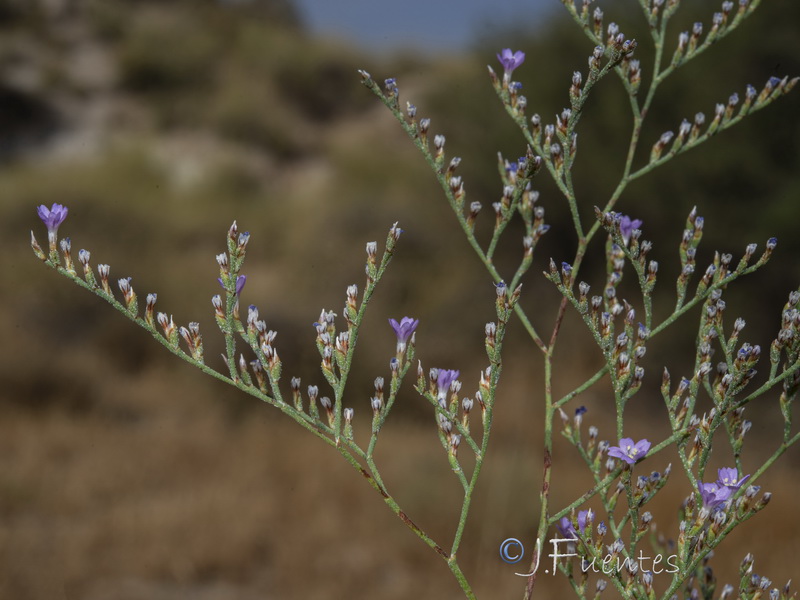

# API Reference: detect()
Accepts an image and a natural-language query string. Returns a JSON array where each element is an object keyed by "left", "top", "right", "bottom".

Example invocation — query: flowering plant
[{"left": 32, "top": 0, "right": 798, "bottom": 598}]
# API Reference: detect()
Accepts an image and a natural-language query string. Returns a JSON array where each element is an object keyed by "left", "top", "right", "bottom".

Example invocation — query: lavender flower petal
[
  {"left": 436, "top": 369, "right": 460, "bottom": 398},
  {"left": 698, "top": 481, "right": 733, "bottom": 509},
  {"left": 235, "top": 275, "right": 247, "bottom": 296},
  {"left": 717, "top": 467, "right": 750, "bottom": 490},
  {"left": 556, "top": 516, "right": 576, "bottom": 538},
  {"left": 37, "top": 203, "right": 69, "bottom": 233},
  {"left": 389, "top": 317, "right": 419, "bottom": 343},
  {"left": 618, "top": 215, "right": 643, "bottom": 245},
  {"left": 608, "top": 437, "right": 650, "bottom": 465},
  {"left": 497, "top": 48, "right": 526, "bottom": 74}
]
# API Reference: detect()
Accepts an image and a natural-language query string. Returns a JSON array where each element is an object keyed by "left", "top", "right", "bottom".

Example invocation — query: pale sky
[{"left": 292, "top": 0, "right": 554, "bottom": 52}]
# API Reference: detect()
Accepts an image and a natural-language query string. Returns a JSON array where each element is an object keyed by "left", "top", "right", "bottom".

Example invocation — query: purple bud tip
[
  {"left": 562, "top": 262, "right": 572, "bottom": 273},
  {"left": 37, "top": 203, "right": 69, "bottom": 233},
  {"left": 767, "top": 237, "right": 777, "bottom": 247},
  {"left": 436, "top": 369, "right": 461, "bottom": 393},
  {"left": 235, "top": 275, "right": 247, "bottom": 295},
  {"left": 575, "top": 406, "right": 587, "bottom": 416},
  {"left": 768, "top": 76, "right": 781, "bottom": 87},
  {"left": 619, "top": 215, "right": 643, "bottom": 244}
]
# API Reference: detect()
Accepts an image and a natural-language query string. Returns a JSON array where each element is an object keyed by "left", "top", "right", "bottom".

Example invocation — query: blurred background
[{"left": 1, "top": 0, "right": 798, "bottom": 598}]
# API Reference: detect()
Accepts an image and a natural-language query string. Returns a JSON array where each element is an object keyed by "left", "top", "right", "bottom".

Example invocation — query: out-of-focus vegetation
[{"left": 1, "top": 0, "right": 798, "bottom": 598}]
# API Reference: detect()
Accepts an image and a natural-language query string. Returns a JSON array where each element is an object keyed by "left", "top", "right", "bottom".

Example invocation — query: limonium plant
[{"left": 31, "top": 0, "right": 798, "bottom": 598}]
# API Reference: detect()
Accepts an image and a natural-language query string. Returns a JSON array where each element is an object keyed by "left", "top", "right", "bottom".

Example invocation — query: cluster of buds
[
  {"left": 494, "top": 280, "right": 522, "bottom": 321},
  {"left": 314, "top": 309, "right": 337, "bottom": 379},
  {"left": 344, "top": 284, "right": 358, "bottom": 328},
  {"left": 365, "top": 241, "right": 378, "bottom": 284},
  {"left": 625, "top": 58, "right": 641, "bottom": 93},
  {"left": 98, "top": 263, "right": 111, "bottom": 295},
  {"left": 260, "top": 328, "right": 281, "bottom": 378},
  {"left": 672, "top": 0, "right": 754, "bottom": 66},
  {"left": 145, "top": 293, "right": 157, "bottom": 327},
  {"left": 588, "top": 44, "right": 605, "bottom": 71},
  {"left": 591, "top": 6, "right": 603, "bottom": 39},
  {"left": 604, "top": 243, "right": 625, "bottom": 315},
  {"left": 467, "top": 200, "right": 482, "bottom": 230},
  {"left": 723, "top": 554, "right": 793, "bottom": 600},
  {"left": 569, "top": 70, "right": 582, "bottom": 101},
  {"left": 771, "top": 291, "right": 800, "bottom": 369},
  {"left": 659, "top": 77, "right": 797, "bottom": 164},
  {"left": 382, "top": 77, "right": 399, "bottom": 109},
  {"left": 117, "top": 276, "right": 138, "bottom": 315},
  {"left": 157, "top": 312, "right": 178, "bottom": 346},
  {"left": 429, "top": 368, "right": 467, "bottom": 453},
  {"left": 319, "top": 395, "right": 334, "bottom": 427},
  {"left": 34, "top": 206, "right": 217, "bottom": 369},
  {"left": 435, "top": 368, "right": 461, "bottom": 413},
  {"left": 650, "top": 130, "right": 675, "bottom": 162},
  {"left": 179, "top": 322, "right": 203, "bottom": 362},
  {"left": 75, "top": 249, "right": 94, "bottom": 287},
  {"left": 289, "top": 377, "right": 303, "bottom": 411},
  {"left": 607, "top": 26, "right": 637, "bottom": 59},
  {"left": 342, "top": 407, "right": 355, "bottom": 440},
  {"left": 632, "top": 466, "right": 671, "bottom": 507},
  {"left": 307, "top": 385, "right": 320, "bottom": 420},
  {"left": 558, "top": 405, "right": 588, "bottom": 444},
  {"left": 646, "top": 0, "right": 677, "bottom": 24},
  {"left": 58, "top": 237, "right": 75, "bottom": 275},
  {"left": 370, "top": 376, "right": 384, "bottom": 418}
]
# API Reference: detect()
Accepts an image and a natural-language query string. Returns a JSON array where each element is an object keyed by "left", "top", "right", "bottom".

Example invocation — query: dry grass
[{"left": 1, "top": 324, "right": 798, "bottom": 599}]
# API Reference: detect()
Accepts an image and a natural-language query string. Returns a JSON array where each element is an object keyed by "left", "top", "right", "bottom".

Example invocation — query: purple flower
[
  {"left": 436, "top": 369, "right": 460, "bottom": 400},
  {"left": 618, "top": 215, "right": 642, "bottom": 246},
  {"left": 556, "top": 516, "right": 576, "bottom": 538},
  {"left": 37, "top": 203, "right": 69, "bottom": 249},
  {"left": 235, "top": 275, "right": 247, "bottom": 295},
  {"left": 608, "top": 437, "right": 651, "bottom": 465},
  {"left": 218, "top": 274, "right": 247, "bottom": 295},
  {"left": 698, "top": 481, "right": 732, "bottom": 509},
  {"left": 497, "top": 48, "right": 525, "bottom": 74},
  {"left": 556, "top": 509, "right": 591, "bottom": 539},
  {"left": 37, "top": 203, "right": 69, "bottom": 232},
  {"left": 389, "top": 316, "right": 419, "bottom": 356},
  {"left": 716, "top": 467, "right": 750, "bottom": 490},
  {"left": 389, "top": 317, "right": 419, "bottom": 343},
  {"left": 576, "top": 509, "right": 590, "bottom": 533}
]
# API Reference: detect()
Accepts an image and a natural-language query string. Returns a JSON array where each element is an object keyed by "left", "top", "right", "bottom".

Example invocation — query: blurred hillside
[{"left": 1, "top": 0, "right": 799, "bottom": 598}]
